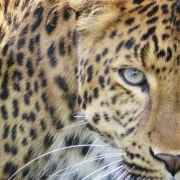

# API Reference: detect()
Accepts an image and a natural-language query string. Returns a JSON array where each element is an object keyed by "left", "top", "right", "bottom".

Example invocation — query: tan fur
[{"left": 0, "top": 0, "right": 180, "bottom": 179}]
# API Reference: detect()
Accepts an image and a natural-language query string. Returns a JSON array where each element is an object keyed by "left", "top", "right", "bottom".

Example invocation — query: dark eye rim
[{"left": 118, "top": 68, "right": 148, "bottom": 87}]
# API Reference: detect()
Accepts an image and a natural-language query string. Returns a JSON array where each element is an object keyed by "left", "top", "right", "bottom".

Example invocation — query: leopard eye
[{"left": 119, "top": 68, "right": 146, "bottom": 86}]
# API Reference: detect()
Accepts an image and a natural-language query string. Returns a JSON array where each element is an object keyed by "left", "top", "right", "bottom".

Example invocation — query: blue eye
[{"left": 119, "top": 68, "right": 147, "bottom": 86}]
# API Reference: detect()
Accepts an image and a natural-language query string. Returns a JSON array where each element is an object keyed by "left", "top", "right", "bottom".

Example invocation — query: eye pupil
[{"left": 130, "top": 69, "right": 138, "bottom": 76}]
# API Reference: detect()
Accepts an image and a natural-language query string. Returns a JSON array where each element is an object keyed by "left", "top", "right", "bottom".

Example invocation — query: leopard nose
[{"left": 156, "top": 154, "right": 180, "bottom": 176}]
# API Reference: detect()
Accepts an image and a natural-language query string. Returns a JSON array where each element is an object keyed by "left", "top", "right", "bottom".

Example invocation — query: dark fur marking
[
  {"left": 95, "top": 54, "right": 101, "bottom": 63},
  {"left": 44, "top": 133, "right": 54, "bottom": 148},
  {"left": 31, "top": 3, "right": 43, "bottom": 32},
  {"left": 20, "top": 25, "right": 29, "bottom": 36},
  {"left": 11, "top": 125, "right": 17, "bottom": 141},
  {"left": 3, "top": 124, "right": 9, "bottom": 139},
  {"left": 162, "top": 34, "right": 169, "bottom": 40},
  {"left": 59, "top": 37, "right": 66, "bottom": 56},
  {"left": 1, "top": 71, "right": 9, "bottom": 100},
  {"left": 138, "top": 2, "right": 155, "bottom": 14},
  {"left": 125, "top": 38, "right": 135, "bottom": 49},
  {"left": 146, "top": 5, "right": 159, "bottom": 17},
  {"left": 22, "top": 168, "right": 30, "bottom": 177},
  {"left": 141, "top": 26, "right": 156, "bottom": 40},
  {"left": 40, "top": 119, "right": 47, "bottom": 131},
  {"left": 99, "top": 76, "right": 105, "bottom": 88},
  {"left": 72, "top": 30, "right": 77, "bottom": 46},
  {"left": 140, "top": 42, "right": 149, "bottom": 67},
  {"left": 68, "top": 93, "right": 77, "bottom": 109},
  {"left": 29, "top": 38, "right": 34, "bottom": 53},
  {"left": 63, "top": 8, "right": 71, "bottom": 20},
  {"left": 125, "top": 17, "right": 135, "bottom": 25},
  {"left": 152, "top": 35, "right": 159, "bottom": 52},
  {"left": 1, "top": 106, "right": 8, "bottom": 120},
  {"left": 22, "top": 112, "right": 36, "bottom": 122},
  {"left": 166, "top": 47, "right": 172, "bottom": 62},
  {"left": 7, "top": 51, "right": 15, "bottom": 67},
  {"left": 128, "top": 24, "right": 140, "bottom": 34},
  {"left": 93, "top": 113, "right": 101, "bottom": 124},
  {"left": 30, "top": 129, "right": 37, "bottom": 140},
  {"left": 45, "top": 9, "right": 59, "bottom": 34},
  {"left": 12, "top": 99, "right": 19, "bottom": 118},
  {"left": 3, "top": 161, "right": 18, "bottom": 176},
  {"left": 0, "top": 58, "right": 2, "bottom": 75},
  {"left": 65, "top": 135, "right": 79, "bottom": 146},
  {"left": 2, "top": 43, "right": 9, "bottom": 56},
  {"left": 4, "top": 143, "right": 18, "bottom": 155},
  {"left": 47, "top": 43, "right": 57, "bottom": 67},
  {"left": 121, "top": 127, "right": 135, "bottom": 137},
  {"left": 18, "top": 37, "right": 25, "bottom": 49},
  {"left": 161, "top": 4, "right": 169, "bottom": 14},
  {"left": 146, "top": 16, "right": 158, "bottom": 24},
  {"left": 133, "top": 0, "right": 145, "bottom": 5},
  {"left": 26, "top": 58, "right": 34, "bottom": 76},
  {"left": 41, "top": 93, "right": 47, "bottom": 103},
  {"left": 116, "top": 41, "right": 124, "bottom": 53},
  {"left": 55, "top": 76, "right": 69, "bottom": 91},
  {"left": 16, "top": 52, "right": 24, "bottom": 65},
  {"left": 23, "top": 11, "right": 30, "bottom": 19},
  {"left": 24, "top": 147, "right": 34, "bottom": 163},
  {"left": 157, "top": 50, "right": 166, "bottom": 58},
  {"left": 87, "top": 65, "right": 93, "bottom": 82},
  {"left": 110, "top": 30, "right": 117, "bottom": 39},
  {"left": 102, "top": 48, "right": 108, "bottom": 56},
  {"left": 0, "top": 30, "right": 5, "bottom": 43},
  {"left": 12, "top": 70, "right": 23, "bottom": 81},
  {"left": 21, "top": 138, "right": 28, "bottom": 146},
  {"left": 21, "top": 0, "right": 29, "bottom": 11},
  {"left": 93, "top": 88, "right": 99, "bottom": 98}
]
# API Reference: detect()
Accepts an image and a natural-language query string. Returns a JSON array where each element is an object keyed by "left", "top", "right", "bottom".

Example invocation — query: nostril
[{"left": 155, "top": 154, "right": 180, "bottom": 176}]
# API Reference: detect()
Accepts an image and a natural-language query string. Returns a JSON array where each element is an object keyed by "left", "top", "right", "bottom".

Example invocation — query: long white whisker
[
  {"left": 8, "top": 144, "right": 109, "bottom": 180},
  {"left": 125, "top": 174, "right": 133, "bottom": 180},
  {"left": 97, "top": 164, "right": 125, "bottom": 180},
  {"left": 137, "top": 170, "right": 146, "bottom": 180},
  {"left": 73, "top": 114, "right": 86, "bottom": 119},
  {"left": 59, "top": 121, "right": 87, "bottom": 131},
  {"left": 82, "top": 159, "right": 123, "bottom": 180},
  {"left": 117, "top": 166, "right": 135, "bottom": 180},
  {"left": 49, "top": 153, "right": 122, "bottom": 177}
]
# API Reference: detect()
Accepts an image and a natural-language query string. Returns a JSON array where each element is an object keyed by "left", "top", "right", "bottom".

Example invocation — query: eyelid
[{"left": 111, "top": 63, "right": 143, "bottom": 70}]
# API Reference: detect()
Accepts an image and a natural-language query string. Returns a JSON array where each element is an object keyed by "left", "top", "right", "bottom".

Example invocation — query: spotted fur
[{"left": 0, "top": 0, "right": 180, "bottom": 179}]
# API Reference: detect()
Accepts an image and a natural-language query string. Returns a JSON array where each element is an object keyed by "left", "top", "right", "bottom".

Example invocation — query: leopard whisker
[
  {"left": 82, "top": 159, "right": 124, "bottom": 180},
  {"left": 73, "top": 114, "right": 86, "bottom": 119},
  {"left": 48, "top": 153, "right": 123, "bottom": 178},
  {"left": 125, "top": 175, "right": 134, "bottom": 180},
  {"left": 116, "top": 166, "right": 135, "bottom": 180},
  {"left": 97, "top": 163, "right": 125, "bottom": 180},
  {"left": 59, "top": 121, "right": 88, "bottom": 131},
  {"left": 137, "top": 170, "right": 146, "bottom": 180},
  {"left": 8, "top": 144, "right": 110, "bottom": 180}
]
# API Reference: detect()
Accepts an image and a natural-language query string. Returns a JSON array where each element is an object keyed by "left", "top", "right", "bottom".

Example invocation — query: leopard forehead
[
  {"left": 76, "top": 0, "right": 179, "bottom": 94},
  {"left": 76, "top": 0, "right": 180, "bottom": 64}
]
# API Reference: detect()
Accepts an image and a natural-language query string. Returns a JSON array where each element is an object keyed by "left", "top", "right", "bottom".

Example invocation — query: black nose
[{"left": 156, "top": 154, "right": 180, "bottom": 176}]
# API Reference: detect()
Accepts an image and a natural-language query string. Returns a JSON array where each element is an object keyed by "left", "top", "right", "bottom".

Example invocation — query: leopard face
[
  {"left": 75, "top": 0, "right": 180, "bottom": 179},
  {"left": 0, "top": 0, "right": 180, "bottom": 179}
]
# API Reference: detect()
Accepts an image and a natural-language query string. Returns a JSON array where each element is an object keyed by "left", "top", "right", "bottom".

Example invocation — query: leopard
[{"left": 0, "top": 0, "right": 180, "bottom": 179}]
